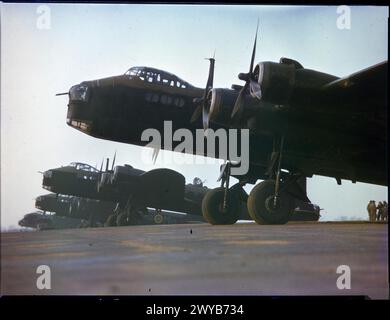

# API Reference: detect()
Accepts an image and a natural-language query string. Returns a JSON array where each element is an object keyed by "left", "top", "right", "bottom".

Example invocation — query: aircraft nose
[
  {"left": 42, "top": 170, "right": 54, "bottom": 190},
  {"left": 68, "top": 83, "right": 90, "bottom": 103},
  {"left": 43, "top": 170, "right": 53, "bottom": 179},
  {"left": 66, "top": 82, "right": 94, "bottom": 133}
]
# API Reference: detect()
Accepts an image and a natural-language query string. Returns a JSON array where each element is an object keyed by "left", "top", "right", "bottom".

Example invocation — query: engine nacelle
[
  {"left": 207, "top": 88, "right": 239, "bottom": 126},
  {"left": 254, "top": 61, "right": 296, "bottom": 105}
]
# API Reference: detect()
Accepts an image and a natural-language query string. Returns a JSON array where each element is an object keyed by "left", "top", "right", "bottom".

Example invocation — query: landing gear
[
  {"left": 104, "top": 214, "right": 117, "bottom": 227},
  {"left": 110, "top": 201, "right": 148, "bottom": 227},
  {"left": 247, "top": 180, "right": 293, "bottom": 224},
  {"left": 202, "top": 162, "right": 243, "bottom": 225},
  {"left": 202, "top": 187, "right": 240, "bottom": 225},
  {"left": 116, "top": 211, "right": 128, "bottom": 226},
  {"left": 247, "top": 135, "right": 294, "bottom": 224},
  {"left": 202, "top": 135, "right": 301, "bottom": 225},
  {"left": 153, "top": 209, "right": 164, "bottom": 224}
]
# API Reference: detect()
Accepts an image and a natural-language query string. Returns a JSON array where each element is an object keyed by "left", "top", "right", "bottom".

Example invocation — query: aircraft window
[
  {"left": 128, "top": 69, "right": 138, "bottom": 77},
  {"left": 161, "top": 95, "right": 173, "bottom": 105},
  {"left": 69, "top": 84, "right": 89, "bottom": 102},
  {"left": 71, "top": 120, "right": 91, "bottom": 133},
  {"left": 146, "top": 72, "right": 154, "bottom": 83},
  {"left": 161, "top": 95, "right": 168, "bottom": 104},
  {"left": 126, "top": 67, "right": 194, "bottom": 89},
  {"left": 174, "top": 97, "right": 185, "bottom": 107},
  {"left": 145, "top": 93, "right": 160, "bottom": 103},
  {"left": 70, "top": 162, "right": 99, "bottom": 173}
]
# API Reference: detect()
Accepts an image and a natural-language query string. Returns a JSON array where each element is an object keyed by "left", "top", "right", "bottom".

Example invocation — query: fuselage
[{"left": 65, "top": 65, "right": 387, "bottom": 186}]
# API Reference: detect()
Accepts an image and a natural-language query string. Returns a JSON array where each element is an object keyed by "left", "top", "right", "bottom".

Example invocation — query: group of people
[{"left": 367, "top": 200, "right": 388, "bottom": 222}]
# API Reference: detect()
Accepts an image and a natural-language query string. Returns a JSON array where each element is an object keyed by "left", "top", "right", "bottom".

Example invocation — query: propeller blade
[
  {"left": 105, "top": 158, "right": 109, "bottom": 172},
  {"left": 202, "top": 103, "right": 210, "bottom": 131},
  {"left": 111, "top": 151, "right": 116, "bottom": 170},
  {"left": 204, "top": 58, "right": 215, "bottom": 91},
  {"left": 55, "top": 92, "right": 68, "bottom": 96},
  {"left": 249, "top": 20, "right": 259, "bottom": 73},
  {"left": 231, "top": 21, "right": 259, "bottom": 119},
  {"left": 202, "top": 57, "right": 215, "bottom": 130},
  {"left": 99, "top": 158, "right": 104, "bottom": 172},
  {"left": 190, "top": 56, "right": 215, "bottom": 126},
  {"left": 249, "top": 80, "right": 262, "bottom": 99},
  {"left": 231, "top": 82, "right": 248, "bottom": 119},
  {"left": 152, "top": 147, "right": 160, "bottom": 164},
  {"left": 190, "top": 104, "right": 203, "bottom": 123}
]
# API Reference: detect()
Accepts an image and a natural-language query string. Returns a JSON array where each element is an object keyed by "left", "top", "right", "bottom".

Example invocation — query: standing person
[
  {"left": 382, "top": 201, "right": 388, "bottom": 221},
  {"left": 376, "top": 202, "right": 383, "bottom": 221},
  {"left": 367, "top": 200, "right": 376, "bottom": 222}
]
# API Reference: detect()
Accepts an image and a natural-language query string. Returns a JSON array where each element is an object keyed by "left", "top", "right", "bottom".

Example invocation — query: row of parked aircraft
[
  {"left": 20, "top": 157, "right": 321, "bottom": 230},
  {"left": 55, "top": 25, "right": 386, "bottom": 225}
]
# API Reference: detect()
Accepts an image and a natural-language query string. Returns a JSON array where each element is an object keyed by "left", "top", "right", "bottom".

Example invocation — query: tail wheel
[
  {"left": 153, "top": 213, "right": 164, "bottom": 224},
  {"left": 116, "top": 212, "right": 128, "bottom": 226},
  {"left": 104, "top": 214, "right": 117, "bottom": 227},
  {"left": 247, "top": 180, "right": 293, "bottom": 225},
  {"left": 202, "top": 187, "right": 239, "bottom": 225}
]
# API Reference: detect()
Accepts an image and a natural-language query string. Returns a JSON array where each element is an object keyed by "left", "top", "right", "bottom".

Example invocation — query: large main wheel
[
  {"left": 247, "top": 180, "right": 293, "bottom": 225},
  {"left": 202, "top": 187, "right": 240, "bottom": 225}
]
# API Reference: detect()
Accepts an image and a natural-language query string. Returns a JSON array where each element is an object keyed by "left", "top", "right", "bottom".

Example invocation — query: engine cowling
[
  {"left": 254, "top": 61, "right": 296, "bottom": 105},
  {"left": 207, "top": 88, "right": 239, "bottom": 126}
]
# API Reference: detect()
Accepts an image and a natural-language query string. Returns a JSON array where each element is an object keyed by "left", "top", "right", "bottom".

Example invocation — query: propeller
[
  {"left": 105, "top": 158, "right": 109, "bottom": 172},
  {"left": 111, "top": 151, "right": 116, "bottom": 170},
  {"left": 152, "top": 146, "right": 160, "bottom": 164},
  {"left": 99, "top": 158, "right": 104, "bottom": 172},
  {"left": 231, "top": 20, "right": 260, "bottom": 119},
  {"left": 190, "top": 52, "right": 216, "bottom": 130}
]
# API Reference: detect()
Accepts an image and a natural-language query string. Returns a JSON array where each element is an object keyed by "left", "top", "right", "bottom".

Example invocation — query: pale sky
[{"left": 1, "top": 4, "right": 388, "bottom": 228}]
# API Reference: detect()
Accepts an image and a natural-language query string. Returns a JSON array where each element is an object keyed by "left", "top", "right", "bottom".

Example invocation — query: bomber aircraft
[
  {"left": 42, "top": 160, "right": 214, "bottom": 226},
  {"left": 19, "top": 211, "right": 85, "bottom": 230},
  {"left": 35, "top": 193, "right": 117, "bottom": 226},
  {"left": 59, "top": 27, "right": 387, "bottom": 225}
]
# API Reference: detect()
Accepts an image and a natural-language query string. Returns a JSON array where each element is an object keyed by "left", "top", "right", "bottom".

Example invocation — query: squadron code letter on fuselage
[{"left": 146, "top": 304, "right": 181, "bottom": 318}]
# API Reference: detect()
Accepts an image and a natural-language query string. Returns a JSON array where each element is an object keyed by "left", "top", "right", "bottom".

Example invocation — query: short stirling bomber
[
  {"left": 42, "top": 159, "right": 213, "bottom": 226},
  {"left": 35, "top": 192, "right": 117, "bottom": 226},
  {"left": 60, "top": 27, "right": 387, "bottom": 225}
]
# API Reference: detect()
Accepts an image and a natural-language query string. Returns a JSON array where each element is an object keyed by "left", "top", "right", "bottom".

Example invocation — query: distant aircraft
[
  {"left": 35, "top": 193, "right": 71, "bottom": 216},
  {"left": 41, "top": 160, "right": 214, "bottom": 226},
  {"left": 60, "top": 27, "right": 386, "bottom": 225},
  {"left": 18, "top": 211, "right": 84, "bottom": 230},
  {"left": 35, "top": 193, "right": 116, "bottom": 226}
]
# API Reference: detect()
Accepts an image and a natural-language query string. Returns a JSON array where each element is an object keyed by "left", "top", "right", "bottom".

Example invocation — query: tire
[
  {"left": 247, "top": 180, "right": 293, "bottom": 225},
  {"left": 153, "top": 213, "right": 164, "bottom": 224},
  {"left": 202, "top": 187, "right": 240, "bottom": 225},
  {"left": 104, "top": 214, "right": 117, "bottom": 227},
  {"left": 116, "top": 212, "right": 128, "bottom": 226}
]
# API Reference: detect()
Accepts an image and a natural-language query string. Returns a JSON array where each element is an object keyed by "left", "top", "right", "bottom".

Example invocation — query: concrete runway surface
[{"left": 1, "top": 222, "right": 388, "bottom": 298}]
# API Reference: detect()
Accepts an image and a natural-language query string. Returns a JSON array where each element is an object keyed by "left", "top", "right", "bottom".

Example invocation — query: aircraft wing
[
  {"left": 318, "top": 61, "right": 387, "bottom": 115},
  {"left": 136, "top": 169, "right": 186, "bottom": 207}
]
